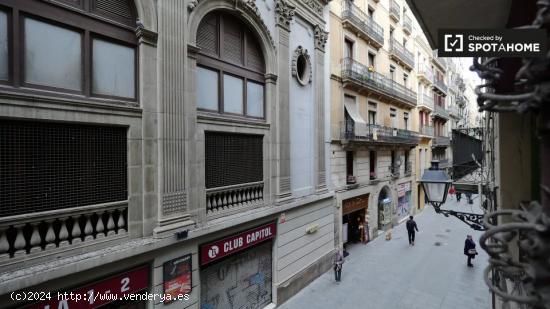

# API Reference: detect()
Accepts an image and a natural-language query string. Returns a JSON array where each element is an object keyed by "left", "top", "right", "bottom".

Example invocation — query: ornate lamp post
[{"left": 419, "top": 160, "right": 486, "bottom": 231}]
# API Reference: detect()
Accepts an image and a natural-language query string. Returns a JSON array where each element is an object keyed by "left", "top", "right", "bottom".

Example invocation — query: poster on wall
[
  {"left": 163, "top": 254, "right": 192, "bottom": 304},
  {"left": 397, "top": 182, "right": 412, "bottom": 220},
  {"left": 342, "top": 223, "right": 348, "bottom": 243}
]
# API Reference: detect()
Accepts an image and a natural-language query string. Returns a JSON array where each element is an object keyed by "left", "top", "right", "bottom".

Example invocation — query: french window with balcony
[
  {"left": 346, "top": 151, "right": 356, "bottom": 184},
  {"left": 370, "top": 151, "right": 377, "bottom": 180}
]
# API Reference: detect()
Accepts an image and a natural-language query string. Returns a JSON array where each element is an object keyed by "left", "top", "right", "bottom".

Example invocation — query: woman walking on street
[
  {"left": 333, "top": 250, "right": 344, "bottom": 282},
  {"left": 464, "top": 235, "right": 478, "bottom": 267}
]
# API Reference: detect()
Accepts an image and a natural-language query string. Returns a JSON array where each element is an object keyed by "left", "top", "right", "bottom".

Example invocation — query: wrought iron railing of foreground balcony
[
  {"left": 340, "top": 120, "right": 420, "bottom": 145},
  {"left": 389, "top": 39, "right": 415, "bottom": 69},
  {"left": 341, "top": 58, "right": 417, "bottom": 106},
  {"left": 434, "top": 103, "right": 449, "bottom": 119},
  {"left": 342, "top": 0, "right": 384, "bottom": 47},
  {"left": 0, "top": 201, "right": 128, "bottom": 260},
  {"left": 206, "top": 181, "right": 264, "bottom": 214}
]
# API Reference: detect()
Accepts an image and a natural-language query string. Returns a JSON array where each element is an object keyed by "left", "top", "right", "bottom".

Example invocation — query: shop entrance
[
  {"left": 378, "top": 187, "right": 392, "bottom": 230},
  {"left": 342, "top": 194, "right": 369, "bottom": 245}
]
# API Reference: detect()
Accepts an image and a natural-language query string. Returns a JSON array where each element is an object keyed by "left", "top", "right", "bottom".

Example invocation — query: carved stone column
[
  {"left": 275, "top": 0, "right": 295, "bottom": 199},
  {"left": 314, "top": 24, "right": 328, "bottom": 191},
  {"left": 157, "top": 0, "right": 189, "bottom": 225}
]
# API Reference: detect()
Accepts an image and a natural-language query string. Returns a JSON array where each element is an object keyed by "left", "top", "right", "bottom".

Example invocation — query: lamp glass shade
[{"left": 422, "top": 181, "right": 450, "bottom": 204}]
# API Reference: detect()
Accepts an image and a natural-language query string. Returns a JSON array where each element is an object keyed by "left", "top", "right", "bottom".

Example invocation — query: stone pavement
[{"left": 279, "top": 194, "right": 491, "bottom": 309}]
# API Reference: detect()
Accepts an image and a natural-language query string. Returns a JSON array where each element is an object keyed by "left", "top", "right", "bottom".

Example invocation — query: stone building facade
[{"left": 0, "top": 0, "right": 335, "bottom": 308}]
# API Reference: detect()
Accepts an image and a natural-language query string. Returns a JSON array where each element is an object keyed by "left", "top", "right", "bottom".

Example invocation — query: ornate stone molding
[
  {"left": 275, "top": 0, "right": 296, "bottom": 30},
  {"left": 135, "top": 22, "right": 158, "bottom": 47},
  {"left": 303, "top": 0, "right": 324, "bottom": 16},
  {"left": 314, "top": 24, "right": 329, "bottom": 52},
  {"left": 188, "top": 0, "right": 199, "bottom": 11},
  {"left": 292, "top": 46, "right": 312, "bottom": 85}
]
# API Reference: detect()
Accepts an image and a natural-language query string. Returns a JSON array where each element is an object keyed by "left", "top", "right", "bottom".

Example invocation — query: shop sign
[
  {"left": 398, "top": 182, "right": 411, "bottom": 197},
  {"left": 200, "top": 222, "right": 276, "bottom": 266},
  {"left": 342, "top": 194, "right": 369, "bottom": 215},
  {"left": 28, "top": 265, "right": 149, "bottom": 309},
  {"left": 163, "top": 254, "right": 192, "bottom": 304}
]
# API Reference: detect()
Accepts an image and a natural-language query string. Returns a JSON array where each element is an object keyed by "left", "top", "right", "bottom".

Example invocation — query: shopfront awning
[
  {"left": 344, "top": 100, "right": 367, "bottom": 137},
  {"left": 405, "top": 0, "right": 512, "bottom": 48}
]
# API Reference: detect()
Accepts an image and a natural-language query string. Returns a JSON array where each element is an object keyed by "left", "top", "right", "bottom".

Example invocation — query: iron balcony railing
[
  {"left": 341, "top": 58, "right": 417, "bottom": 106},
  {"left": 420, "top": 125, "right": 434, "bottom": 136},
  {"left": 419, "top": 93, "right": 434, "bottom": 109},
  {"left": 340, "top": 120, "right": 420, "bottom": 145},
  {"left": 390, "top": 39, "right": 414, "bottom": 68},
  {"left": 432, "top": 51, "right": 447, "bottom": 69},
  {"left": 433, "top": 135, "right": 451, "bottom": 147},
  {"left": 434, "top": 78, "right": 448, "bottom": 94},
  {"left": 341, "top": 0, "right": 384, "bottom": 47},
  {"left": 390, "top": 0, "right": 400, "bottom": 21},
  {"left": 456, "top": 94, "right": 467, "bottom": 106},
  {"left": 438, "top": 158, "right": 450, "bottom": 168},
  {"left": 449, "top": 105, "right": 461, "bottom": 117},
  {"left": 403, "top": 14, "right": 412, "bottom": 34},
  {"left": 434, "top": 103, "right": 449, "bottom": 118}
]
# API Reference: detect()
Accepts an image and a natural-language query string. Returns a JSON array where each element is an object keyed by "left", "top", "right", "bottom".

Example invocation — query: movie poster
[{"left": 163, "top": 254, "right": 192, "bottom": 303}]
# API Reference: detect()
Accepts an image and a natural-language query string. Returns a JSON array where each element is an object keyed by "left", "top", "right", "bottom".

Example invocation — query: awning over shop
[
  {"left": 405, "top": 0, "right": 512, "bottom": 48},
  {"left": 344, "top": 99, "right": 367, "bottom": 137}
]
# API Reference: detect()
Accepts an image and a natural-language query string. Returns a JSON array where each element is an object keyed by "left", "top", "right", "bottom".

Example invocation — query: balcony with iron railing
[
  {"left": 389, "top": 39, "right": 415, "bottom": 70},
  {"left": 432, "top": 51, "right": 447, "bottom": 71},
  {"left": 433, "top": 135, "right": 451, "bottom": 147},
  {"left": 434, "top": 78, "right": 448, "bottom": 95},
  {"left": 403, "top": 14, "right": 412, "bottom": 34},
  {"left": 417, "top": 67, "right": 434, "bottom": 84},
  {"left": 456, "top": 93, "right": 467, "bottom": 107},
  {"left": 419, "top": 125, "right": 434, "bottom": 137},
  {"left": 341, "top": 0, "right": 384, "bottom": 48},
  {"left": 389, "top": 0, "right": 400, "bottom": 22},
  {"left": 341, "top": 57, "right": 417, "bottom": 107},
  {"left": 449, "top": 105, "right": 461, "bottom": 118},
  {"left": 418, "top": 93, "right": 434, "bottom": 110},
  {"left": 438, "top": 158, "right": 450, "bottom": 168},
  {"left": 340, "top": 120, "right": 420, "bottom": 146},
  {"left": 434, "top": 103, "right": 449, "bottom": 119},
  {"left": 0, "top": 201, "right": 128, "bottom": 267}
]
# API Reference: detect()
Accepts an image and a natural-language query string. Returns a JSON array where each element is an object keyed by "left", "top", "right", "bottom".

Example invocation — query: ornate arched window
[
  {"left": 196, "top": 12, "right": 266, "bottom": 119},
  {"left": 0, "top": 0, "right": 138, "bottom": 102}
]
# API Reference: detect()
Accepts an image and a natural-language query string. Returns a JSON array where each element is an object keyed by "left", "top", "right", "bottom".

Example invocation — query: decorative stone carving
[
  {"left": 303, "top": 0, "right": 324, "bottom": 15},
  {"left": 275, "top": 0, "right": 296, "bottom": 30},
  {"left": 292, "top": 46, "right": 312, "bottom": 85},
  {"left": 188, "top": 0, "right": 199, "bottom": 11},
  {"left": 314, "top": 24, "right": 329, "bottom": 52},
  {"left": 135, "top": 22, "right": 158, "bottom": 47}
]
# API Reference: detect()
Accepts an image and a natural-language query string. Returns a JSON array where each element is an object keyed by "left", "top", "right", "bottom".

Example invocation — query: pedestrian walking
[
  {"left": 456, "top": 192, "right": 462, "bottom": 203},
  {"left": 406, "top": 216, "right": 419, "bottom": 246},
  {"left": 466, "top": 192, "right": 473, "bottom": 204},
  {"left": 333, "top": 250, "right": 344, "bottom": 282},
  {"left": 464, "top": 235, "right": 478, "bottom": 267}
]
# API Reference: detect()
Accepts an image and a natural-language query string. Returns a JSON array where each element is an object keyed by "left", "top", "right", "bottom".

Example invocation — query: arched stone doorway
[{"left": 377, "top": 186, "right": 392, "bottom": 230}]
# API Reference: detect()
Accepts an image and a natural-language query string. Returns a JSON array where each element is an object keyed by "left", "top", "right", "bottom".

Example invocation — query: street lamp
[{"left": 419, "top": 160, "right": 486, "bottom": 231}]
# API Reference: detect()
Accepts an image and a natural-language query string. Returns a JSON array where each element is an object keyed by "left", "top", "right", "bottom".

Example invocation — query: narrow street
[{"left": 279, "top": 195, "right": 491, "bottom": 309}]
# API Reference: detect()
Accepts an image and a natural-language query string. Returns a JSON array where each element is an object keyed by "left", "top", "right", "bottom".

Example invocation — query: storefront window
[
  {"left": 223, "top": 74, "right": 244, "bottom": 114},
  {"left": 197, "top": 66, "right": 219, "bottom": 110},
  {"left": 92, "top": 38, "right": 135, "bottom": 99},
  {"left": 246, "top": 81, "right": 264, "bottom": 117}
]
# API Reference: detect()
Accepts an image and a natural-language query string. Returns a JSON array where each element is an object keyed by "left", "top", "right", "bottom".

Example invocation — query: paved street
[{"left": 279, "top": 195, "right": 491, "bottom": 309}]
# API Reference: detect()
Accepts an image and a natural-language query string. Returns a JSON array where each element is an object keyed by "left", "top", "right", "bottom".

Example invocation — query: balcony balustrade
[
  {"left": 341, "top": 58, "right": 417, "bottom": 107},
  {"left": 341, "top": 120, "right": 420, "bottom": 146},
  {"left": 403, "top": 14, "right": 412, "bottom": 34},
  {"left": 389, "top": 39, "right": 415, "bottom": 69},
  {"left": 420, "top": 125, "right": 434, "bottom": 137},
  {"left": 433, "top": 136, "right": 451, "bottom": 147},
  {"left": 206, "top": 181, "right": 264, "bottom": 214},
  {"left": 434, "top": 103, "right": 449, "bottom": 119},
  {"left": 434, "top": 78, "right": 448, "bottom": 95},
  {"left": 417, "top": 67, "right": 434, "bottom": 84},
  {"left": 390, "top": 0, "right": 400, "bottom": 21},
  {"left": 342, "top": 0, "right": 384, "bottom": 48},
  {"left": 419, "top": 93, "right": 434, "bottom": 110},
  {"left": 0, "top": 202, "right": 127, "bottom": 260}
]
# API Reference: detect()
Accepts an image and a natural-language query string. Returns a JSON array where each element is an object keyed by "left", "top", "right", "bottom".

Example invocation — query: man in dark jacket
[
  {"left": 464, "top": 235, "right": 477, "bottom": 267},
  {"left": 406, "top": 216, "right": 419, "bottom": 246}
]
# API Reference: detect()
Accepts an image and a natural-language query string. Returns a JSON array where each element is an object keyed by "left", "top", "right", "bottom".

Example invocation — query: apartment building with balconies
[
  {"left": 330, "top": 0, "right": 419, "bottom": 246},
  {"left": 0, "top": 1, "right": 335, "bottom": 308}
]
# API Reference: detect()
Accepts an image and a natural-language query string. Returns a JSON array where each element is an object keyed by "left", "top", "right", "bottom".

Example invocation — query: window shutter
[
  {"left": 92, "top": 0, "right": 135, "bottom": 26},
  {"left": 222, "top": 17, "right": 243, "bottom": 65},
  {"left": 197, "top": 15, "right": 218, "bottom": 56},
  {"left": 246, "top": 36, "right": 264, "bottom": 72}
]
